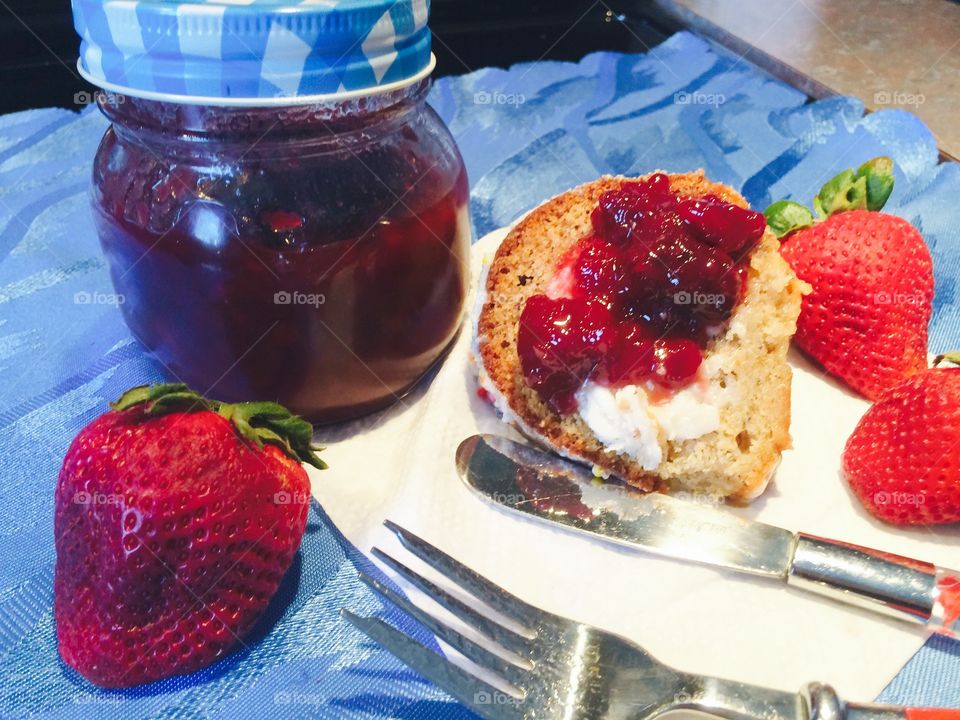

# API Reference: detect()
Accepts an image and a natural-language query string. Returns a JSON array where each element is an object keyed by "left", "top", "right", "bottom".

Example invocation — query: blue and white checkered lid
[{"left": 72, "top": 0, "right": 434, "bottom": 105}]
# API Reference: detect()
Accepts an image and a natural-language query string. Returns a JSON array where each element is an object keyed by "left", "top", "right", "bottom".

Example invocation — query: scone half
[{"left": 475, "top": 172, "right": 809, "bottom": 504}]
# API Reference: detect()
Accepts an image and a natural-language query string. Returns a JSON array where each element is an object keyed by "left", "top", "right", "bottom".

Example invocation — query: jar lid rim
[{"left": 78, "top": 54, "right": 434, "bottom": 107}]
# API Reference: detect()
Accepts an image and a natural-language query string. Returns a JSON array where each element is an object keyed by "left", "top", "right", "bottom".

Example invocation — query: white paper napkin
[{"left": 311, "top": 227, "right": 960, "bottom": 703}]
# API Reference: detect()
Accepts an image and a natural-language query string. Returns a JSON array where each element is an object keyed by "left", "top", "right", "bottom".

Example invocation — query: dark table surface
[{"left": 0, "top": 0, "right": 673, "bottom": 114}]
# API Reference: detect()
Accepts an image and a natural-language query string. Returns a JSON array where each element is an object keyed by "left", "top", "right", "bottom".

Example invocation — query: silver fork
[{"left": 342, "top": 521, "right": 960, "bottom": 720}]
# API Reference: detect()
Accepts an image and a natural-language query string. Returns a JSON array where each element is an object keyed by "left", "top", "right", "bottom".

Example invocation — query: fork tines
[{"left": 341, "top": 520, "right": 544, "bottom": 719}]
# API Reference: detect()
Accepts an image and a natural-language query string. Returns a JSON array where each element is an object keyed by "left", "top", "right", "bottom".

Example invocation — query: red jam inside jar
[
  {"left": 517, "top": 174, "right": 765, "bottom": 414},
  {"left": 91, "top": 80, "right": 470, "bottom": 422}
]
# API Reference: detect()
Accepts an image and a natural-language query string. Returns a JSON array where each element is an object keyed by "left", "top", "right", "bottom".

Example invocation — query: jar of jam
[{"left": 73, "top": 0, "right": 470, "bottom": 422}]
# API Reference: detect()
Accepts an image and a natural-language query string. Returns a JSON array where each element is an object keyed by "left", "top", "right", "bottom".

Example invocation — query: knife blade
[{"left": 455, "top": 434, "right": 960, "bottom": 636}]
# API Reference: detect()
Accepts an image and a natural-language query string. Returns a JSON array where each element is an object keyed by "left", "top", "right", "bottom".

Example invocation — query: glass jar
[
  {"left": 75, "top": 0, "right": 470, "bottom": 422},
  {"left": 90, "top": 84, "right": 469, "bottom": 422}
]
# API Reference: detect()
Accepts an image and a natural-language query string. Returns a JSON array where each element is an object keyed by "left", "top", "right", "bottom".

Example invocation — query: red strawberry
[
  {"left": 54, "top": 384, "right": 325, "bottom": 687},
  {"left": 767, "top": 158, "right": 934, "bottom": 400},
  {"left": 842, "top": 359, "right": 960, "bottom": 525}
]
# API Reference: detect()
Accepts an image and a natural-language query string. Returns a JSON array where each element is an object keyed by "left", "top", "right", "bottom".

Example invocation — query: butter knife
[{"left": 456, "top": 434, "right": 960, "bottom": 637}]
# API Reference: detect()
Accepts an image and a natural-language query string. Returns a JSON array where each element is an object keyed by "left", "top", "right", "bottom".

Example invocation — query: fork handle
[
  {"left": 788, "top": 534, "right": 960, "bottom": 637},
  {"left": 805, "top": 683, "right": 960, "bottom": 720}
]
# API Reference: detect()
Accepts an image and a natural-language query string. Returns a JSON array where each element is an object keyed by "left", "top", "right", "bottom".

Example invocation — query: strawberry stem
[{"left": 111, "top": 384, "right": 327, "bottom": 469}]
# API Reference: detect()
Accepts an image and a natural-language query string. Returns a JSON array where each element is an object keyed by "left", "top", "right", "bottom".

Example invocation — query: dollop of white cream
[
  {"left": 649, "top": 384, "right": 721, "bottom": 441},
  {"left": 575, "top": 384, "right": 663, "bottom": 470},
  {"left": 576, "top": 370, "right": 727, "bottom": 471}
]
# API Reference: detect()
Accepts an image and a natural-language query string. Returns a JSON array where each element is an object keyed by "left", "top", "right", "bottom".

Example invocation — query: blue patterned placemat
[{"left": 0, "top": 30, "right": 957, "bottom": 718}]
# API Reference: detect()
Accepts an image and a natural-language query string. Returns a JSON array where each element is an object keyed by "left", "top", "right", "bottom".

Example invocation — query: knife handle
[
  {"left": 804, "top": 683, "right": 960, "bottom": 720},
  {"left": 787, "top": 534, "right": 960, "bottom": 637}
]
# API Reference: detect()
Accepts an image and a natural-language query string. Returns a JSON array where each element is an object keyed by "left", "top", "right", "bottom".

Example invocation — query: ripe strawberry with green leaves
[
  {"left": 54, "top": 383, "right": 325, "bottom": 688},
  {"left": 843, "top": 355, "right": 960, "bottom": 525},
  {"left": 766, "top": 157, "right": 934, "bottom": 400}
]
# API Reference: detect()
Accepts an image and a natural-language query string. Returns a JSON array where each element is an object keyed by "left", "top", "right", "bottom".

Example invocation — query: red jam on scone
[{"left": 517, "top": 174, "right": 765, "bottom": 414}]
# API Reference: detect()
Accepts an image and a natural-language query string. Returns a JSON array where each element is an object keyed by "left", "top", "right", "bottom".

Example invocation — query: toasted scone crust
[{"left": 476, "top": 172, "right": 809, "bottom": 503}]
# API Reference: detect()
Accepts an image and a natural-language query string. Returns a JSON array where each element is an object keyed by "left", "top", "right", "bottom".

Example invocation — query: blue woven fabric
[
  {"left": 0, "top": 30, "right": 957, "bottom": 717},
  {"left": 72, "top": 0, "right": 431, "bottom": 101}
]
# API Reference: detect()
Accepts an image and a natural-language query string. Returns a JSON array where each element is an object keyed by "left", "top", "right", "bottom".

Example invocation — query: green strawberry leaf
[
  {"left": 856, "top": 156, "right": 895, "bottom": 211},
  {"left": 111, "top": 383, "right": 211, "bottom": 414},
  {"left": 814, "top": 169, "right": 868, "bottom": 217},
  {"left": 111, "top": 384, "right": 326, "bottom": 469},
  {"left": 811, "top": 156, "right": 895, "bottom": 218},
  {"left": 764, "top": 200, "right": 814, "bottom": 239},
  {"left": 764, "top": 156, "right": 897, "bottom": 239},
  {"left": 219, "top": 401, "right": 327, "bottom": 469}
]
